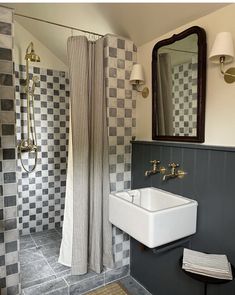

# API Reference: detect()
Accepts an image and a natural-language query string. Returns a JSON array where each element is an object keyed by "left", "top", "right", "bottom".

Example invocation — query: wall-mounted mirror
[{"left": 152, "top": 26, "right": 207, "bottom": 142}]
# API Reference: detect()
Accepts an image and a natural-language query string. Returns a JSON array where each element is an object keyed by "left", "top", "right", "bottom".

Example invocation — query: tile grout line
[
  {"left": 68, "top": 272, "right": 103, "bottom": 293},
  {"left": 79, "top": 279, "right": 105, "bottom": 295},
  {"left": 29, "top": 234, "right": 39, "bottom": 248},
  {"left": 22, "top": 230, "right": 130, "bottom": 294},
  {"left": 21, "top": 269, "right": 57, "bottom": 290},
  {"left": 22, "top": 275, "right": 61, "bottom": 293},
  {"left": 61, "top": 277, "right": 70, "bottom": 294},
  {"left": 104, "top": 273, "right": 129, "bottom": 286},
  {"left": 44, "top": 286, "right": 69, "bottom": 295},
  {"left": 55, "top": 268, "right": 71, "bottom": 279},
  {"left": 38, "top": 234, "right": 70, "bottom": 292},
  {"left": 21, "top": 234, "right": 59, "bottom": 292},
  {"left": 43, "top": 251, "right": 58, "bottom": 277},
  {"left": 55, "top": 227, "right": 62, "bottom": 236}
]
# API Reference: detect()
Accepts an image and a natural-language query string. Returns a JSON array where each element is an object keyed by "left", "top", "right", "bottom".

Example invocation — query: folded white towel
[{"left": 182, "top": 248, "right": 233, "bottom": 280}]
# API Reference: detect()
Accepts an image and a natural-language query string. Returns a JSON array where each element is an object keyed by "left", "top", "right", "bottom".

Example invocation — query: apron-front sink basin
[{"left": 109, "top": 187, "right": 198, "bottom": 248}]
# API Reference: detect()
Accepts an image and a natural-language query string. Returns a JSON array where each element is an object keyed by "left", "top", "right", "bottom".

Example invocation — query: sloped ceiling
[{"left": 7, "top": 3, "right": 228, "bottom": 64}]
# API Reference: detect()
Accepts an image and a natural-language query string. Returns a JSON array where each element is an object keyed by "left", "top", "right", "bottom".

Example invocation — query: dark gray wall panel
[{"left": 131, "top": 141, "right": 235, "bottom": 295}]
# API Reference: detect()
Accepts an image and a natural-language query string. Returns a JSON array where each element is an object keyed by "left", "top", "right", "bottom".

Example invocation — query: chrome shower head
[{"left": 25, "top": 42, "right": 40, "bottom": 62}]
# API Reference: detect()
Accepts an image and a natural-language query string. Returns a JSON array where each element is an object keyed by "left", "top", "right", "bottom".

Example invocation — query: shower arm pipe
[
  {"left": 25, "top": 56, "right": 30, "bottom": 141},
  {"left": 14, "top": 12, "right": 104, "bottom": 38},
  {"left": 31, "top": 82, "right": 38, "bottom": 146},
  {"left": 25, "top": 42, "right": 35, "bottom": 143}
]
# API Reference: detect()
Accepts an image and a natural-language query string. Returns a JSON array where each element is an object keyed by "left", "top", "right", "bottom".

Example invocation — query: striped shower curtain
[
  {"left": 157, "top": 52, "right": 174, "bottom": 136},
  {"left": 59, "top": 36, "right": 114, "bottom": 275}
]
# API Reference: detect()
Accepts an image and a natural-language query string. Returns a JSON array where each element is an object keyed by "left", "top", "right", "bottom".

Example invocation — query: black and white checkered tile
[
  {"left": 15, "top": 64, "right": 70, "bottom": 236},
  {"left": 104, "top": 34, "right": 137, "bottom": 267},
  {"left": 11, "top": 35, "right": 136, "bottom": 286},
  {"left": 0, "top": 6, "right": 20, "bottom": 295},
  {"left": 172, "top": 56, "right": 198, "bottom": 136}
]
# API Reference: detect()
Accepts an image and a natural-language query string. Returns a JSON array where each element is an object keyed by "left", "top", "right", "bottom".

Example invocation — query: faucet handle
[
  {"left": 168, "top": 162, "right": 179, "bottom": 168},
  {"left": 150, "top": 160, "right": 160, "bottom": 165}
]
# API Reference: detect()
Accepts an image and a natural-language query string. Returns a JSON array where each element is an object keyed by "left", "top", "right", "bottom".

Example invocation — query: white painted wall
[
  {"left": 137, "top": 4, "right": 235, "bottom": 147},
  {"left": 14, "top": 21, "right": 67, "bottom": 71},
  {"left": 10, "top": 3, "right": 117, "bottom": 64}
]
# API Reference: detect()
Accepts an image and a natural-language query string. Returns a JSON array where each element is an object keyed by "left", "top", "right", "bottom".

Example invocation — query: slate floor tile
[
  {"left": 55, "top": 227, "right": 62, "bottom": 236},
  {"left": 20, "top": 247, "right": 44, "bottom": 266},
  {"left": 69, "top": 273, "right": 104, "bottom": 295},
  {"left": 23, "top": 275, "right": 57, "bottom": 290},
  {"left": 21, "top": 258, "right": 55, "bottom": 288},
  {"left": 64, "top": 269, "right": 97, "bottom": 286},
  {"left": 23, "top": 278, "right": 67, "bottom": 295},
  {"left": 47, "top": 255, "right": 70, "bottom": 274},
  {"left": 31, "top": 229, "right": 59, "bottom": 238},
  {"left": 40, "top": 241, "right": 61, "bottom": 258},
  {"left": 47, "top": 286, "right": 69, "bottom": 295},
  {"left": 56, "top": 268, "right": 71, "bottom": 278},
  {"left": 31, "top": 230, "right": 61, "bottom": 247},
  {"left": 20, "top": 235, "right": 35, "bottom": 250},
  {"left": 20, "top": 230, "right": 146, "bottom": 295}
]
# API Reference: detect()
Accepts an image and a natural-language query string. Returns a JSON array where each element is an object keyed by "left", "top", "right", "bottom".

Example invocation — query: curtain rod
[{"left": 14, "top": 12, "right": 104, "bottom": 38}]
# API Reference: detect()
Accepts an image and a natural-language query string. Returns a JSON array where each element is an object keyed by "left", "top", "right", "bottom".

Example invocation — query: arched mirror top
[{"left": 152, "top": 26, "right": 207, "bottom": 142}]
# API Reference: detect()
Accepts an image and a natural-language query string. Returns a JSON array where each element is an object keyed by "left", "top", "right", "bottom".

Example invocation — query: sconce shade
[
  {"left": 209, "top": 32, "right": 234, "bottom": 64},
  {"left": 130, "top": 64, "right": 145, "bottom": 84}
]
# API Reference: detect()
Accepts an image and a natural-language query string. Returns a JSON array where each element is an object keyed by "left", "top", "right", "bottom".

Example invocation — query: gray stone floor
[{"left": 20, "top": 229, "right": 151, "bottom": 295}]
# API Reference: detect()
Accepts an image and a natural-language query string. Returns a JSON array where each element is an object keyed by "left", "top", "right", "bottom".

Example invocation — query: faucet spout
[
  {"left": 163, "top": 173, "right": 177, "bottom": 181},
  {"left": 162, "top": 163, "right": 187, "bottom": 181},
  {"left": 144, "top": 160, "right": 164, "bottom": 177},
  {"left": 145, "top": 170, "right": 156, "bottom": 177},
  {"left": 145, "top": 170, "right": 150, "bottom": 177}
]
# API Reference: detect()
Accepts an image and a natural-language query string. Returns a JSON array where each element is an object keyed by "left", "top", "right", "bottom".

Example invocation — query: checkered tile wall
[
  {"left": 0, "top": 6, "right": 20, "bottom": 295},
  {"left": 104, "top": 34, "right": 137, "bottom": 267},
  {"left": 14, "top": 34, "right": 135, "bottom": 274},
  {"left": 172, "top": 56, "right": 198, "bottom": 137},
  {"left": 15, "top": 65, "right": 70, "bottom": 236}
]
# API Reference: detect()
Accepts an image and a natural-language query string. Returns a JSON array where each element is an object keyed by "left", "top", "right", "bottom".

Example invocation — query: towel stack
[{"left": 182, "top": 248, "right": 233, "bottom": 280}]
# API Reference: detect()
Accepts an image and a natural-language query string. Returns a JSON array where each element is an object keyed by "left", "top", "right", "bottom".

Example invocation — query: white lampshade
[
  {"left": 130, "top": 64, "right": 145, "bottom": 84},
  {"left": 209, "top": 32, "right": 234, "bottom": 64}
]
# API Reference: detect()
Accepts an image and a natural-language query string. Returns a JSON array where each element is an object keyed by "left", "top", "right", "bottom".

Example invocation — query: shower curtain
[
  {"left": 59, "top": 35, "right": 114, "bottom": 275},
  {"left": 157, "top": 53, "right": 174, "bottom": 135}
]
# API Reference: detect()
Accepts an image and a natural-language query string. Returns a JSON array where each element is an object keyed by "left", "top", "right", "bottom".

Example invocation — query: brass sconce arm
[
  {"left": 135, "top": 82, "right": 149, "bottom": 98},
  {"left": 219, "top": 56, "right": 235, "bottom": 83},
  {"left": 219, "top": 56, "right": 226, "bottom": 75}
]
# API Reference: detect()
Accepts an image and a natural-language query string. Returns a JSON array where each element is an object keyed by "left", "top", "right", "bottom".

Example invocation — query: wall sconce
[
  {"left": 130, "top": 64, "right": 149, "bottom": 98},
  {"left": 209, "top": 32, "right": 235, "bottom": 83}
]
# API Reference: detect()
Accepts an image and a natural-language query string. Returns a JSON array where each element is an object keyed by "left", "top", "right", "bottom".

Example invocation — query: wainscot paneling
[{"left": 131, "top": 140, "right": 235, "bottom": 295}]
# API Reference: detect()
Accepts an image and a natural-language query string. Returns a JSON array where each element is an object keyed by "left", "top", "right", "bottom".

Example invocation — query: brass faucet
[
  {"left": 145, "top": 160, "right": 166, "bottom": 177},
  {"left": 163, "top": 162, "right": 186, "bottom": 181}
]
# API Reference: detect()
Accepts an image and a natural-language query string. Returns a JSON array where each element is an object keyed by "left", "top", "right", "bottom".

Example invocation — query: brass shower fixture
[
  {"left": 25, "top": 42, "right": 40, "bottom": 62},
  {"left": 18, "top": 42, "right": 41, "bottom": 173}
]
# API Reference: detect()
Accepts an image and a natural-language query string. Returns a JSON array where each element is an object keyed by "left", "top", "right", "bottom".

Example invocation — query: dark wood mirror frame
[{"left": 152, "top": 26, "right": 207, "bottom": 142}]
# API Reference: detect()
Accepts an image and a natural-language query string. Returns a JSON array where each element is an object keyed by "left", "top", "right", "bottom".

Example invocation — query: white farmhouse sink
[{"left": 109, "top": 187, "right": 198, "bottom": 248}]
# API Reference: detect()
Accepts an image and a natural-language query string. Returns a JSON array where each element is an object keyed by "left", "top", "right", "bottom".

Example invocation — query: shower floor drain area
[{"left": 86, "top": 282, "right": 129, "bottom": 295}]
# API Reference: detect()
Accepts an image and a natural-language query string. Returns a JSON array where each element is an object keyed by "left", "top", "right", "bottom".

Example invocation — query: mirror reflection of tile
[{"left": 172, "top": 55, "right": 198, "bottom": 137}]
